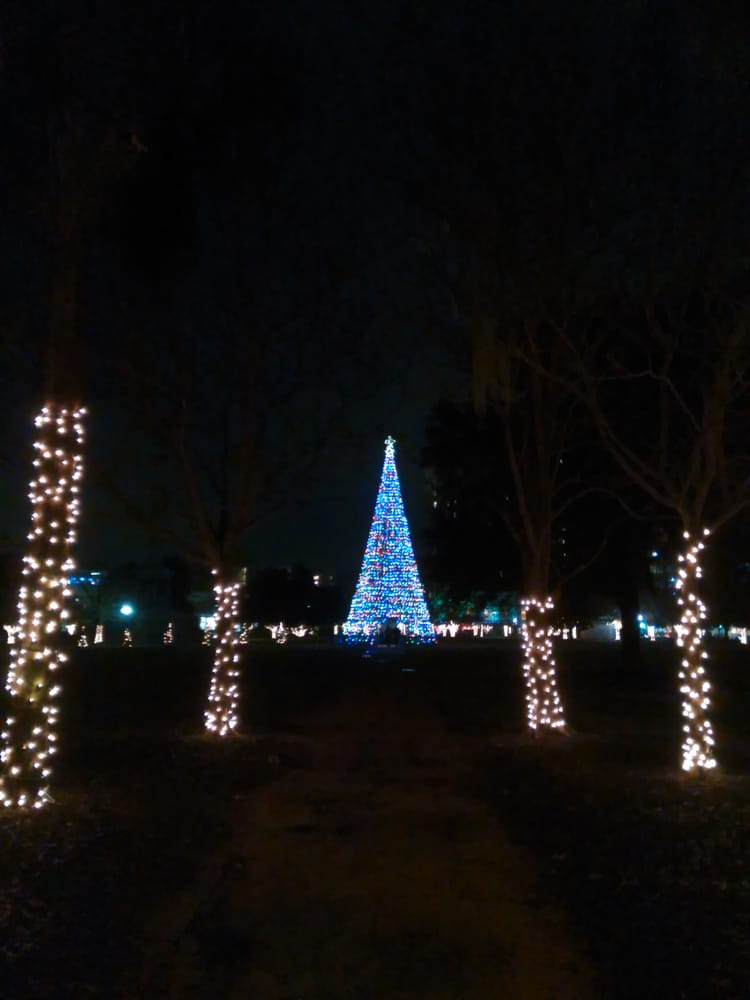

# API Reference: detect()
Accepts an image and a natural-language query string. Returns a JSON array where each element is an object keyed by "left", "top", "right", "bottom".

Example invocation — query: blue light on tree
[{"left": 343, "top": 436, "right": 435, "bottom": 643}]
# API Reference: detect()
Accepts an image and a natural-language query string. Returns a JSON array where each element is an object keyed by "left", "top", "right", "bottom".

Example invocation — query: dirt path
[{"left": 143, "top": 674, "right": 597, "bottom": 999}]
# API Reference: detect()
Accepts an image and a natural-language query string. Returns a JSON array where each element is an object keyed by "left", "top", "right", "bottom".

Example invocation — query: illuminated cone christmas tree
[{"left": 343, "top": 436, "right": 434, "bottom": 642}]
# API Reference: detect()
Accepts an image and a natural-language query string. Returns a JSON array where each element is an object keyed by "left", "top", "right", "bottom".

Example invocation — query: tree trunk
[
  {"left": 0, "top": 405, "right": 85, "bottom": 809},
  {"left": 204, "top": 571, "right": 242, "bottom": 736},
  {"left": 517, "top": 541, "right": 567, "bottom": 734},
  {"left": 0, "top": 119, "right": 88, "bottom": 809},
  {"left": 519, "top": 594, "right": 566, "bottom": 733},
  {"left": 675, "top": 528, "right": 717, "bottom": 771}
]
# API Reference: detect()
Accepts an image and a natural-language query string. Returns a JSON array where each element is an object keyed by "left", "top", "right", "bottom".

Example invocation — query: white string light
[
  {"left": 94, "top": 624, "right": 103, "bottom": 644},
  {"left": 77, "top": 627, "right": 88, "bottom": 648},
  {"left": 0, "top": 404, "right": 85, "bottom": 810},
  {"left": 204, "top": 575, "right": 240, "bottom": 736},
  {"left": 163, "top": 622, "right": 173, "bottom": 645},
  {"left": 122, "top": 628, "right": 132, "bottom": 647},
  {"left": 675, "top": 529, "right": 717, "bottom": 772},
  {"left": 519, "top": 596, "right": 566, "bottom": 732}
]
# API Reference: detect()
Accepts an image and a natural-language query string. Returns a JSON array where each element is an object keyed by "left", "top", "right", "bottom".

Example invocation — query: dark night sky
[
  {"left": 0, "top": 0, "right": 467, "bottom": 590},
  {"left": 1, "top": 1, "right": 749, "bottom": 593}
]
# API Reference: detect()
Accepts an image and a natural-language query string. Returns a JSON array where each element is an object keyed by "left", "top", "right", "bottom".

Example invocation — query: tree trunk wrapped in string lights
[
  {"left": 675, "top": 529, "right": 717, "bottom": 772},
  {"left": 204, "top": 575, "right": 241, "bottom": 736},
  {"left": 519, "top": 596, "right": 566, "bottom": 732},
  {"left": 0, "top": 405, "right": 85, "bottom": 810}
]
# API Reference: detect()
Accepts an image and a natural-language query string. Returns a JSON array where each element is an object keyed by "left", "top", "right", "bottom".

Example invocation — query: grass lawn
[{"left": 0, "top": 638, "right": 748, "bottom": 997}]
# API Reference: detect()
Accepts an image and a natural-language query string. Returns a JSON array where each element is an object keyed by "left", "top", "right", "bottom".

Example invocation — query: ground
[{"left": 1, "top": 639, "right": 749, "bottom": 997}]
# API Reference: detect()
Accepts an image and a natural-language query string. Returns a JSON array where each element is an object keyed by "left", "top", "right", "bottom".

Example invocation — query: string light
[
  {"left": 77, "top": 627, "right": 88, "bottom": 648},
  {"left": 204, "top": 576, "right": 240, "bottom": 736},
  {"left": 163, "top": 622, "right": 173, "bottom": 645},
  {"left": 122, "top": 628, "right": 132, "bottom": 647},
  {"left": 675, "top": 529, "right": 717, "bottom": 772},
  {"left": 435, "top": 621, "right": 460, "bottom": 638},
  {"left": 94, "top": 624, "right": 103, "bottom": 644},
  {"left": 0, "top": 404, "right": 85, "bottom": 810},
  {"left": 343, "top": 437, "right": 434, "bottom": 642},
  {"left": 519, "top": 597, "right": 566, "bottom": 732}
]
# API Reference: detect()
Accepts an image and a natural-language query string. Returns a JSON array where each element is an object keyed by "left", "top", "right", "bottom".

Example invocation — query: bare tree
[
  {"left": 473, "top": 302, "right": 617, "bottom": 734},
  {"left": 0, "top": 113, "right": 139, "bottom": 811},
  {"left": 99, "top": 298, "right": 357, "bottom": 736},
  {"left": 394, "top": 1, "right": 662, "bottom": 735},
  {"left": 569, "top": 295, "right": 750, "bottom": 771},
  {"left": 0, "top": 2, "right": 183, "bottom": 808},
  {"left": 90, "top": 14, "right": 405, "bottom": 736}
]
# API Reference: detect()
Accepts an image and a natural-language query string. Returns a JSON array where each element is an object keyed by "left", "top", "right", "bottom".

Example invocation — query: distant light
[
  {"left": 651, "top": 551, "right": 659, "bottom": 558},
  {"left": 119, "top": 603, "right": 134, "bottom": 617}
]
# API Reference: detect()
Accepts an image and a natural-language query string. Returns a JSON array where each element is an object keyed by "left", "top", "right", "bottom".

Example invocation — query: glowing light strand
[
  {"left": 343, "top": 437, "right": 434, "bottom": 642},
  {"left": 519, "top": 597, "right": 566, "bottom": 732},
  {"left": 0, "top": 405, "right": 85, "bottom": 810},
  {"left": 204, "top": 576, "right": 241, "bottom": 736},
  {"left": 675, "top": 529, "right": 717, "bottom": 772}
]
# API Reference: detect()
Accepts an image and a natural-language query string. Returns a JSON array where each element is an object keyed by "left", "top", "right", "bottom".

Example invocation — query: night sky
[
  {"left": 0, "top": 1, "right": 468, "bottom": 590},
  {"left": 1, "top": 2, "right": 749, "bottom": 591}
]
